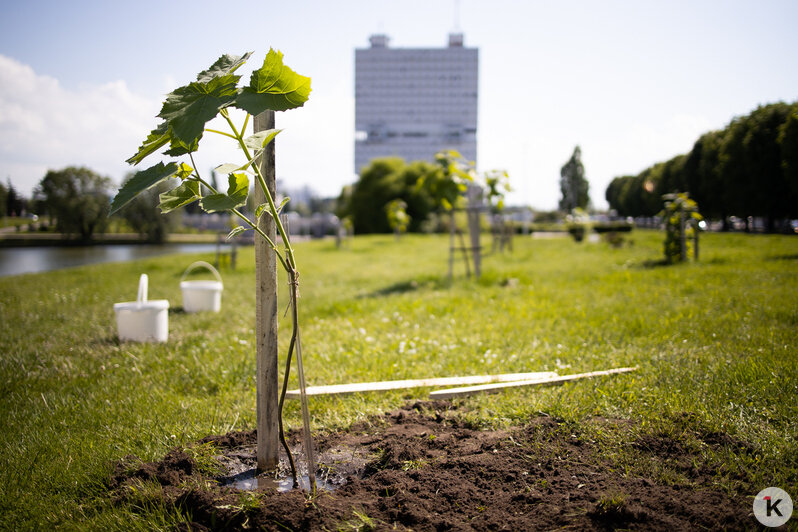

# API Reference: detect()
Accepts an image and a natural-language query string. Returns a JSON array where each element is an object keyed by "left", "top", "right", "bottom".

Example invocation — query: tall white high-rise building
[{"left": 354, "top": 33, "right": 478, "bottom": 174}]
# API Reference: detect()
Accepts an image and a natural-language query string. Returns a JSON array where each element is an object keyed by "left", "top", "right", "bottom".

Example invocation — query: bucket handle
[
  {"left": 181, "top": 261, "right": 223, "bottom": 288},
  {"left": 137, "top": 274, "right": 148, "bottom": 306}
]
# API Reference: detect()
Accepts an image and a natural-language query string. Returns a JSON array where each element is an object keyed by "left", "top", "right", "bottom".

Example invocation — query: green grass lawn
[{"left": 1, "top": 230, "right": 796, "bottom": 529}]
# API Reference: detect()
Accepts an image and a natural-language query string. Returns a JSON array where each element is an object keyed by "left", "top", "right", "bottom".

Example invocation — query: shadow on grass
[
  {"left": 91, "top": 335, "right": 122, "bottom": 347},
  {"left": 358, "top": 276, "right": 449, "bottom": 298},
  {"left": 765, "top": 253, "right": 798, "bottom": 261},
  {"left": 635, "top": 259, "right": 671, "bottom": 269}
]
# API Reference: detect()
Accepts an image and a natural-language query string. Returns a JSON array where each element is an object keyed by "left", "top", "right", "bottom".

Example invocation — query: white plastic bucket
[
  {"left": 113, "top": 274, "right": 169, "bottom": 342},
  {"left": 180, "top": 261, "right": 223, "bottom": 313}
]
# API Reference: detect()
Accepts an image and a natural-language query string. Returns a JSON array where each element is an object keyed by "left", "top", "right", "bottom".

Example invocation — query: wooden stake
[
  {"left": 285, "top": 371, "right": 558, "bottom": 398},
  {"left": 448, "top": 211, "right": 455, "bottom": 280},
  {"left": 254, "top": 111, "right": 279, "bottom": 472},
  {"left": 456, "top": 228, "right": 471, "bottom": 278},
  {"left": 468, "top": 207, "right": 481, "bottom": 278},
  {"left": 429, "top": 367, "right": 639, "bottom": 399}
]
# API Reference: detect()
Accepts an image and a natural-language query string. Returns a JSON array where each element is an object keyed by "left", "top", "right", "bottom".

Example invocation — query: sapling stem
[
  {"left": 221, "top": 110, "right": 316, "bottom": 491},
  {"left": 278, "top": 327, "right": 299, "bottom": 485},
  {"left": 205, "top": 128, "right": 237, "bottom": 140},
  {"left": 290, "top": 271, "right": 317, "bottom": 492}
]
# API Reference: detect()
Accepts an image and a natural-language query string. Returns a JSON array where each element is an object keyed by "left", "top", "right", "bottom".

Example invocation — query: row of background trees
[
  {"left": 605, "top": 101, "right": 798, "bottom": 232},
  {"left": 2, "top": 167, "right": 181, "bottom": 242},
  {"left": 9, "top": 101, "right": 794, "bottom": 240},
  {"left": 0, "top": 180, "right": 28, "bottom": 218}
]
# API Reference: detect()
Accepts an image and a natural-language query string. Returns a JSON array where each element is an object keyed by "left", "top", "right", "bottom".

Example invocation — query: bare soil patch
[{"left": 109, "top": 401, "right": 753, "bottom": 530}]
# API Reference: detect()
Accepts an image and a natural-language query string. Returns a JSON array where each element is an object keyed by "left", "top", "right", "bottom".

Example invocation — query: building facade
[{"left": 354, "top": 33, "right": 478, "bottom": 174}]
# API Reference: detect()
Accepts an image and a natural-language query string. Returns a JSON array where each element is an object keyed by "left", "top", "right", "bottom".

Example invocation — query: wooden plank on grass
[
  {"left": 285, "top": 371, "right": 558, "bottom": 399},
  {"left": 429, "top": 366, "right": 639, "bottom": 399}
]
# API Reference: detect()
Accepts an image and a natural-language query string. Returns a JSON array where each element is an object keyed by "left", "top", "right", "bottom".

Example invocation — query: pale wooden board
[
  {"left": 284, "top": 371, "right": 558, "bottom": 399},
  {"left": 429, "top": 367, "right": 639, "bottom": 399}
]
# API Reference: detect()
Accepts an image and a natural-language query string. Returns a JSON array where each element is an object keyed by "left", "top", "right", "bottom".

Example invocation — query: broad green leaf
[
  {"left": 234, "top": 49, "right": 311, "bottom": 115},
  {"left": 158, "top": 74, "right": 240, "bottom": 147},
  {"left": 243, "top": 129, "right": 282, "bottom": 151},
  {"left": 227, "top": 226, "right": 249, "bottom": 240},
  {"left": 225, "top": 172, "right": 249, "bottom": 201},
  {"left": 196, "top": 53, "right": 252, "bottom": 83},
  {"left": 277, "top": 196, "right": 290, "bottom": 213},
  {"left": 126, "top": 122, "right": 170, "bottom": 165},
  {"left": 199, "top": 173, "right": 249, "bottom": 213},
  {"left": 110, "top": 162, "right": 179, "bottom": 214},
  {"left": 158, "top": 180, "right": 200, "bottom": 213}
]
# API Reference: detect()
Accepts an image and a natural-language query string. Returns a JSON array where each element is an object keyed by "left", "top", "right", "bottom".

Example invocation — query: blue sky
[{"left": 1, "top": 0, "right": 796, "bottom": 209}]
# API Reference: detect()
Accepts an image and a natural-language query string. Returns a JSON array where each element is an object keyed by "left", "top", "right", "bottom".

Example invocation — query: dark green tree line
[{"left": 606, "top": 102, "right": 798, "bottom": 231}]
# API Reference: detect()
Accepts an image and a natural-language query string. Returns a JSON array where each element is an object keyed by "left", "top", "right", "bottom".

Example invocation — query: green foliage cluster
[
  {"left": 339, "top": 151, "right": 481, "bottom": 235},
  {"left": 483, "top": 169, "right": 511, "bottom": 212},
  {"left": 606, "top": 102, "right": 798, "bottom": 231},
  {"left": 341, "top": 158, "right": 424, "bottom": 234},
  {"left": 337, "top": 158, "right": 438, "bottom": 234},
  {"left": 111, "top": 50, "right": 310, "bottom": 222},
  {"left": 559, "top": 145, "right": 590, "bottom": 212},
  {"left": 565, "top": 207, "right": 591, "bottom": 243},
  {"left": 384, "top": 199, "right": 409, "bottom": 236},
  {"left": 36, "top": 166, "right": 114, "bottom": 240},
  {"left": 0, "top": 181, "right": 8, "bottom": 216},
  {"left": 661, "top": 193, "right": 703, "bottom": 263},
  {"left": 117, "top": 176, "right": 182, "bottom": 243},
  {"left": 2, "top": 180, "right": 30, "bottom": 217}
]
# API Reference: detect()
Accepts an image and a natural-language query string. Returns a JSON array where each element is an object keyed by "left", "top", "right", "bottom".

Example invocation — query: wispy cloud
[
  {"left": 0, "top": 54, "right": 158, "bottom": 195},
  {"left": 0, "top": 54, "right": 355, "bottom": 201}
]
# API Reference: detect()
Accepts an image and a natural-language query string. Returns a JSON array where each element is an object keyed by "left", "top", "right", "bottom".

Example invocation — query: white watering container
[
  {"left": 113, "top": 274, "right": 169, "bottom": 342},
  {"left": 180, "top": 261, "right": 223, "bottom": 313}
]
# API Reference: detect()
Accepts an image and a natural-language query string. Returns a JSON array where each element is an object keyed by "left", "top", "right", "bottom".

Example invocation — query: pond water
[{"left": 0, "top": 244, "right": 220, "bottom": 277}]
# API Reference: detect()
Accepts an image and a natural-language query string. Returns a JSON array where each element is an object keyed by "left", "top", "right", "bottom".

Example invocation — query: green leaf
[
  {"left": 277, "top": 196, "right": 290, "bottom": 213},
  {"left": 176, "top": 163, "right": 194, "bottom": 179},
  {"left": 196, "top": 53, "right": 252, "bottom": 83},
  {"left": 163, "top": 135, "right": 199, "bottom": 157},
  {"left": 158, "top": 180, "right": 200, "bottom": 213},
  {"left": 234, "top": 49, "right": 311, "bottom": 115},
  {"left": 126, "top": 122, "right": 170, "bottom": 165},
  {"left": 199, "top": 173, "right": 249, "bottom": 213},
  {"left": 243, "top": 129, "right": 282, "bottom": 151},
  {"left": 158, "top": 75, "right": 240, "bottom": 148},
  {"left": 215, "top": 163, "right": 242, "bottom": 175},
  {"left": 255, "top": 203, "right": 270, "bottom": 220},
  {"left": 110, "top": 162, "right": 179, "bottom": 214},
  {"left": 227, "top": 226, "right": 249, "bottom": 240}
]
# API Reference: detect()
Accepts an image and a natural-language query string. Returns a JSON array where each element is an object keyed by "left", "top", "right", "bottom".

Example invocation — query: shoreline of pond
[
  {"left": 0, "top": 240, "right": 240, "bottom": 277},
  {"left": 0, "top": 232, "right": 248, "bottom": 248}
]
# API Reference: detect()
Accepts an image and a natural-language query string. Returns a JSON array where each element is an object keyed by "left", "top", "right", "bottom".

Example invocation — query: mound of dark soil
[{"left": 110, "top": 401, "right": 753, "bottom": 531}]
